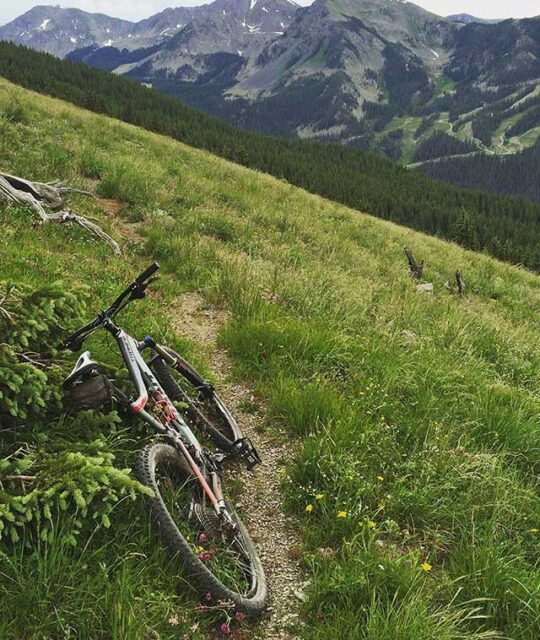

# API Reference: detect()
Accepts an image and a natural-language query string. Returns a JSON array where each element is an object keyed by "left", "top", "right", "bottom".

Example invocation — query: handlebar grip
[{"left": 134, "top": 262, "right": 160, "bottom": 285}]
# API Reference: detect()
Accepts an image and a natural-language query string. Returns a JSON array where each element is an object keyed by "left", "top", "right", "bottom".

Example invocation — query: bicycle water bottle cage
[
  {"left": 63, "top": 351, "right": 111, "bottom": 410},
  {"left": 231, "top": 438, "right": 262, "bottom": 470}
]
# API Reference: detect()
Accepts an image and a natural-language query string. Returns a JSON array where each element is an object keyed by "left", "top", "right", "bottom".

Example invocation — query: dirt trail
[
  {"left": 170, "top": 292, "right": 306, "bottom": 640},
  {"left": 103, "top": 202, "right": 307, "bottom": 637}
]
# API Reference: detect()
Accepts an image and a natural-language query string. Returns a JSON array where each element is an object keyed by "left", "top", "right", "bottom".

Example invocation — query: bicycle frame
[{"left": 103, "top": 317, "right": 229, "bottom": 518}]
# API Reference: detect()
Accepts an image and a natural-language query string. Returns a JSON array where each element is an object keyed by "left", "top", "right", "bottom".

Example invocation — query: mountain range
[{"left": 1, "top": 1, "right": 539, "bottom": 168}]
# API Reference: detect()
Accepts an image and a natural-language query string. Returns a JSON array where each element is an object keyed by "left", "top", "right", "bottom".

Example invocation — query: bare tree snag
[
  {"left": 445, "top": 270, "right": 466, "bottom": 296},
  {"left": 455, "top": 270, "right": 465, "bottom": 296},
  {"left": 0, "top": 172, "right": 121, "bottom": 255},
  {"left": 404, "top": 247, "right": 424, "bottom": 279}
]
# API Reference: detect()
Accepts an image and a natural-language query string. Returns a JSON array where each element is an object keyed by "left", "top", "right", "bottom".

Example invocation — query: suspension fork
[{"left": 169, "top": 433, "right": 226, "bottom": 514}]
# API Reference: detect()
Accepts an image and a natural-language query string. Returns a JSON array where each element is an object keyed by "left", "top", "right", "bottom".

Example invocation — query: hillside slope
[
  {"left": 1, "top": 41, "right": 540, "bottom": 271},
  {"left": 1, "top": 79, "right": 540, "bottom": 640}
]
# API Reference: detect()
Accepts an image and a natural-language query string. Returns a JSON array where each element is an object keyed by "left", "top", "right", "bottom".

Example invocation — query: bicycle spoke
[{"left": 155, "top": 460, "right": 254, "bottom": 596}]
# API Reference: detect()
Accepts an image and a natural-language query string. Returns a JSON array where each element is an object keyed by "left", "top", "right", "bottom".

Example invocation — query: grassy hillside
[
  {"left": 2, "top": 78, "right": 540, "bottom": 640},
  {"left": 1, "top": 42, "right": 540, "bottom": 271}
]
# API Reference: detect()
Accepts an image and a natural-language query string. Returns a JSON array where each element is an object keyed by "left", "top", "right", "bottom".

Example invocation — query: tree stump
[
  {"left": 455, "top": 270, "right": 465, "bottom": 296},
  {"left": 404, "top": 247, "right": 424, "bottom": 279}
]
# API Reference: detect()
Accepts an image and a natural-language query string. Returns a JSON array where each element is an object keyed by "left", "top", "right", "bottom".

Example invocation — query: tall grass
[{"left": 1, "top": 76, "right": 540, "bottom": 638}]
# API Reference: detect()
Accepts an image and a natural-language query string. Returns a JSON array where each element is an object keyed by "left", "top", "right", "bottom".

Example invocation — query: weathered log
[
  {"left": 0, "top": 172, "right": 121, "bottom": 255},
  {"left": 404, "top": 246, "right": 424, "bottom": 279}
]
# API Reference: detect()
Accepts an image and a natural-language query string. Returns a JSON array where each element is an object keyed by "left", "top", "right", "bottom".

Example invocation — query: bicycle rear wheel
[
  {"left": 150, "top": 347, "right": 241, "bottom": 452},
  {"left": 135, "top": 443, "right": 267, "bottom": 616}
]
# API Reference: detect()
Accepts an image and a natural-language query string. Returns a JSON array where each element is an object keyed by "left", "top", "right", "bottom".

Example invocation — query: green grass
[
  {"left": 2, "top": 78, "right": 540, "bottom": 639},
  {"left": 433, "top": 74, "right": 457, "bottom": 96}
]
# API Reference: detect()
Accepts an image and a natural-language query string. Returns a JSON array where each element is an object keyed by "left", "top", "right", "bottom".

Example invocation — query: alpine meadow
[{"left": 1, "top": 73, "right": 540, "bottom": 639}]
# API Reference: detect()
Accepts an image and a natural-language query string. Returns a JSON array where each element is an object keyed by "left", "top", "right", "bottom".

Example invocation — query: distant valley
[{"left": 1, "top": 1, "right": 539, "bottom": 178}]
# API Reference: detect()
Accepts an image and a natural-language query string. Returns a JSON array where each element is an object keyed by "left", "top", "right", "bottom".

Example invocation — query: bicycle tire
[
  {"left": 151, "top": 347, "right": 241, "bottom": 451},
  {"left": 134, "top": 443, "right": 267, "bottom": 616}
]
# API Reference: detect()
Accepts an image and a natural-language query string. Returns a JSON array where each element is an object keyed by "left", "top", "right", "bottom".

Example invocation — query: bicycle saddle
[{"left": 63, "top": 351, "right": 99, "bottom": 389}]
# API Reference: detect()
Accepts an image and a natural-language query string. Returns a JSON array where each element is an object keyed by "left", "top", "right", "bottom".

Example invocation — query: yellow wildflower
[
  {"left": 315, "top": 494, "right": 324, "bottom": 500},
  {"left": 278, "top": 467, "right": 286, "bottom": 474},
  {"left": 377, "top": 475, "right": 384, "bottom": 482},
  {"left": 367, "top": 520, "right": 376, "bottom": 529},
  {"left": 337, "top": 511, "right": 348, "bottom": 518},
  {"left": 305, "top": 504, "right": 314, "bottom": 513},
  {"left": 421, "top": 562, "right": 432, "bottom": 572}
]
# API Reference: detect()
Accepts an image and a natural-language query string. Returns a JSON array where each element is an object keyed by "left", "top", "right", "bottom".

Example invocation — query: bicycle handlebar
[
  {"left": 134, "top": 262, "right": 160, "bottom": 286},
  {"left": 58, "top": 262, "right": 160, "bottom": 351}
]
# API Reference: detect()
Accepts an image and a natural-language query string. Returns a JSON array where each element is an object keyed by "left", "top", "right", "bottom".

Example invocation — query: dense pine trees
[
  {"left": 421, "top": 140, "right": 540, "bottom": 208},
  {"left": 1, "top": 42, "right": 540, "bottom": 270},
  {"left": 413, "top": 133, "right": 478, "bottom": 162}
]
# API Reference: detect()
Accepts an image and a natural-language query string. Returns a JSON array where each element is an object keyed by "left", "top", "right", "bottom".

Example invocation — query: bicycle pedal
[{"left": 231, "top": 437, "right": 262, "bottom": 470}]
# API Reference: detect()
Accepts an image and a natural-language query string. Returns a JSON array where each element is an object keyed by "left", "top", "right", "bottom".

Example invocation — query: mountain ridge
[{"left": 1, "top": 1, "right": 539, "bottom": 174}]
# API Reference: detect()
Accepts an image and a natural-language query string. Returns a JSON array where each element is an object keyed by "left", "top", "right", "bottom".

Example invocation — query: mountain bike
[{"left": 59, "top": 263, "right": 267, "bottom": 616}]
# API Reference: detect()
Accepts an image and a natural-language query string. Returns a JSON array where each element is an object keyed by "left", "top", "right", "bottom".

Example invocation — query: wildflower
[
  {"left": 169, "top": 615, "right": 180, "bottom": 626},
  {"left": 377, "top": 501, "right": 385, "bottom": 510},
  {"left": 305, "top": 504, "right": 314, "bottom": 513},
  {"left": 199, "top": 551, "right": 213, "bottom": 562},
  {"left": 198, "top": 532, "right": 208, "bottom": 544},
  {"left": 195, "top": 545, "right": 205, "bottom": 554},
  {"left": 220, "top": 622, "right": 231, "bottom": 635},
  {"left": 367, "top": 520, "right": 376, "bottom": 529},
  {"left": 315, "top": 494, "right": 324, "bottom": 500},
  {"left": 235, "top": 611, "right": 246, "bottom": 621},
  {"left": 204, "top": 592, "right": 213, "bottom": 601},
  {"left": 278, "top": 467, "right": 286, "bottom": 474},
  {"left": 421, "top": 562, "right": 432, "bottom": 572},
  {"left": 377, "top": 475, "right": 384, "bottom": 482},
  {"left": 337, "top": 511, "right": 348, "bottom": 518}
]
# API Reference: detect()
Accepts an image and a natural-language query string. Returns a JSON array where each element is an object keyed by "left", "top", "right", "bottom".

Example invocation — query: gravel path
[{"left": 170, "top": 293, "right": 306, "bottom": 640}]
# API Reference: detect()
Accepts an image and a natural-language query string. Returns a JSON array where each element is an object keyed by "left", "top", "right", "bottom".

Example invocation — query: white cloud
[{"left": 0, "top": 0, "right": 538, "bottom": 26}]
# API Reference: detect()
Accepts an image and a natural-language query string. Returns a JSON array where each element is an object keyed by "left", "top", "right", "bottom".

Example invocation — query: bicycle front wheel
[
  {"left": 135, "top": 443, "right": 267, "bottom": 617},
  {"left": 150, "top": 347, "right": 241, "bottom": 452}
]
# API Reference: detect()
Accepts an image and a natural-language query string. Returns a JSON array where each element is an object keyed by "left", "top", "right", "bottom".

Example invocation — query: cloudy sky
[{"left": 0, "top": 0, "right": 538, "bottom": 25}]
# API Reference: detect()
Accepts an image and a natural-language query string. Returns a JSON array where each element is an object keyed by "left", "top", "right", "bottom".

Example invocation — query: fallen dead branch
[{"left": 0, "top": 171, "right": 121, "bottom": 254}]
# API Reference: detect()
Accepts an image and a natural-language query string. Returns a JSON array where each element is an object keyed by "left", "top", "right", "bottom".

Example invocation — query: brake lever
[
  {"left": 58, "top": 337, "right": 84, "bottom": 352},
  {"left": 130, "top": 276, "right": 160, "bottom": 300}
]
